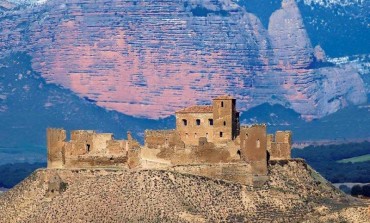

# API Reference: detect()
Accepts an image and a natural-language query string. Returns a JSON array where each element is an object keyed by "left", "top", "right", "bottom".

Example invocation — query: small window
[
  {"left": 256, "top": 139, "right": 260, "bottom": 148},
  {"left": 223, "top": 121, "right": 226, "bottom": 126},
  {"left": 206, "top": 133, "right": 208, "bottom": 138},
  {"left": 220, "top": 132, "right": 223, "bottom": 137},
  {"left": 196, "top": 119, "right": 201, "bottom": 126},
  {"left": 221, "top": 101, "right": 224, "bottom": 107},
  {"left": 195, "top": 133, "right": 197, "bottom": 138},
  {"left": 182, "top": 119, "right": 187, "bottom": 126},
  {"left": 208, "top": 119, "right": 213, "bottom": 126},
  {"left": 86, "top": 144, "right": 91, "bottom": 152},
  {"left": 246, "top": 133, "right": 249, "bottom": 139}
]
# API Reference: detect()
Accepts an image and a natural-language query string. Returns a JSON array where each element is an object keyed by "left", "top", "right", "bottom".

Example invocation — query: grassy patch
[{"left": 337, "top": 154, "right": 370, "bottom": 163}]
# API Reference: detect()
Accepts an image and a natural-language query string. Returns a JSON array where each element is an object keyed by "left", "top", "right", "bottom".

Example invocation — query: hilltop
[{"left": 0, "top": 160, "right": 368, "bottom": 222}]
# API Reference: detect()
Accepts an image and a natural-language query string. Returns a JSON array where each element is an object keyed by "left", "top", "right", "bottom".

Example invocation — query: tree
[
  {"left": 362, "top": 184, "right": 370, "bottom": 198},
  {"left": 351, "top": 185, "right": 363, "bottom": 197}
]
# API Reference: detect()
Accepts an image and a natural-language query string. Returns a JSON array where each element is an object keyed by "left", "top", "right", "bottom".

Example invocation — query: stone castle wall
[
  {"left": 240, "top": 125, "right": 268, "bottom": 175},
  {"left": 267, "top": 131, "right": 292, "bottom": 160},
  {"left": 176, "top": 112, "right": 214, "bottom": 145},
  {"left": 47, "top": 128, "right": 138, "bottom": 169}
]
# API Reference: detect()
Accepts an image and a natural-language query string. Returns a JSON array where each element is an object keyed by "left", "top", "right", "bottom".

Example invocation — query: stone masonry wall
[
  {"left": 47, "top": 128, "right": 66, "bottom": 169},
  {"left": 144, "top": 130, "right": 185, "bottom": 149},
  {"left": 212, "top": 98, "right": 235, "bottom": 144},
  {"left": 176, "top": 112, "right": 214, "bottom": 145},
  {"left": 268, "top": 131, "right": 292, "bottom": 160},
  {"left": 240, "top": 125, "right": 268, "bottom": 175}
]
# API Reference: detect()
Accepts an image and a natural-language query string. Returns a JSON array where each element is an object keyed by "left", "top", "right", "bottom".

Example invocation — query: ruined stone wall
[
  {"left": 239, "top": 125, "right": 268, "bottom": 175},
  {"left": 92, "top": 133, "right": 113, "bottom": 154},
  {"left": 68, "top": 130, "right": 95, "bottom": 156},
  {"left": 169, "top": 163, "right": 254, "bottom": 185},
  {"left": 144, "top": 130, "right": 184, "bottom": 149},
  {"left": 47, "top": 128, "right": 66, "bottom": 169},
  {"left": 269, "top": 131, "right": 292, "bottom": 160},
  {"left": 107, "top": 140, "right": 127, "bottom": 155},
  {"left": 48, "top": 129, "right": 136, "bottom": 169},
  {"left": 212, "top": 98, "right": 237, "bottom": 144},
  {"left": 176, "top": 112, "right": 214, "bottom": 145}
]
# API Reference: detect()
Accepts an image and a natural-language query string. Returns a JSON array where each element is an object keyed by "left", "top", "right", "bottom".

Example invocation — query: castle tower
[
  {"left": 47, "top": 128, "right": 66, "bottom": 168},
  {"left": 239, "top": 125, "right": 268, "bottom": 175},
  {"left": 212, "top": 95, "right": 238, "bottom": 144}
]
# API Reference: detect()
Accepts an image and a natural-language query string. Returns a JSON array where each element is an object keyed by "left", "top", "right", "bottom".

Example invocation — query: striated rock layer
[
  {"left": 0, "top": 159, "right": 369, "bottom": 222},
  {"left": 0, "top": 0, "right": 367, "bottom": 119}
]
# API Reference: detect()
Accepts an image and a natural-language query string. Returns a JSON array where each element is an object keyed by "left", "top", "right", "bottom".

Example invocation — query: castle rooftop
[
  {"left": 175, "top": 105, "right": 213, "bottom": 113},
  {"left": 214, "top": 95, "right": 235, "bottom": 100}
]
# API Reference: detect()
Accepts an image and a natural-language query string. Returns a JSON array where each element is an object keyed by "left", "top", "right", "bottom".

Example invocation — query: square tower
[{"left": 212, "top": 95, "right": 238, "bottom": 144}]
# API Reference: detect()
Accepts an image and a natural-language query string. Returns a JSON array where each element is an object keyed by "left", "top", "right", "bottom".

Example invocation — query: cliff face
[
  {"left": 0, "top": 0, "right": 366, "bottom": 119},
  {"left": 0, "top": 160, "right": 368, "bottom": 222}
]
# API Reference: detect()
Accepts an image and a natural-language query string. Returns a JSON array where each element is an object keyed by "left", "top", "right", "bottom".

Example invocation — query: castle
[{"left": 47, "top": 96, "right": 292, "bottom": 186}]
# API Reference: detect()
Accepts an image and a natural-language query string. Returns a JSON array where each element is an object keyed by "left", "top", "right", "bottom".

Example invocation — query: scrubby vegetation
[
  {"left": 0, "top": 162, "right": 45, "bottom": 188},
  {"left": 292, "top": 141, "right": 370, "bottom": 183}
]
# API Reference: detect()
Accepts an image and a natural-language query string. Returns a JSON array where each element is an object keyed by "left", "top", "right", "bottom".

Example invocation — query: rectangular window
[
  {"left": 182, "top": 119, "right": 187, "bottom": 126},
  {"left": 220, "top": 132, "right": 223, "bottom": 137},
  {"left": 196, "top": 119, "right": 201, "bottom": 126},
  {"left": 208, "top": 119, "right": 213, "bottom": 126}
]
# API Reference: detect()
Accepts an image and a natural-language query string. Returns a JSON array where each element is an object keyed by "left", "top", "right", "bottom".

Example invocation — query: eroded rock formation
[{"left": 0, "top": 0, "right": 366, "bottom": 119}]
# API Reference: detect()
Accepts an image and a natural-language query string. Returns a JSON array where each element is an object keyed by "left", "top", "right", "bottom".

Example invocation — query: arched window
[
  {"left": 208, "top": 119, "right": 213, "bottom": 126},
  {"left": 196, "top": 119, "right": 201, "bottom": 126},
  {"left": 256, "top": 139, "right": 260, "bottom": 148},
  {"left": 223, "top": 121, "right": 226, "bottom": 126},
  {"left": 182, "top": 119, "right": 187, "bottom": 126}
]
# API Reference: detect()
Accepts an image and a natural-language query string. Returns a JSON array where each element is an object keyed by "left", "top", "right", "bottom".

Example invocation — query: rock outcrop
[
  {"left": 0, "top": 160, "right": 368, "bottom": 222},
  {"left": 0, "top": 0, "right": 367, "bottom": 119}
]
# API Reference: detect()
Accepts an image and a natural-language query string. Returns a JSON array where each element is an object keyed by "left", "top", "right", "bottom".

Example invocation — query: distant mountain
[
  {"left": 0, "top": 0, "right": 367, "bottom": 120},
  {"left": 0, "top": 53, "right": 174, "bottom": 164},
  {"left": 238, "top": 0, "right": 369, "bottom": 57},
  {"left": 240, "top": 101, "right": 370, "bottom": 141}
]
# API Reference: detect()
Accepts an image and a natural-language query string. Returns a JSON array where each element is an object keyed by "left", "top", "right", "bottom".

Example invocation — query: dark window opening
[
  {"left": 182, "top": 119, "right": 187, "bottom": 126},
  {"left": 223, "top": 121, "right": 226, "bottom": 126},
  {"left": 209, "top": 119, "right": 213, "bottom": 125},
  {"left": 86, "top": 144, "right": 91, "bottom": 152},
  {"left": 221, "top": 101, "right": 224, "bottom": 107},
  {"left": 196, "top": 119, "right": 201, "bottom": 126},
  {"left": 237, "top": 150, "right": 241, "bottom": 158},
  {"left": 220, "top": 132, "right": 223, "bottom": 137}
]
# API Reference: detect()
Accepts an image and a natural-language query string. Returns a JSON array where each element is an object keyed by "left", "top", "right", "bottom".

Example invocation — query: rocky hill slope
[{"left": 0, "top": 160, "right": 368, "bottom": 222}]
